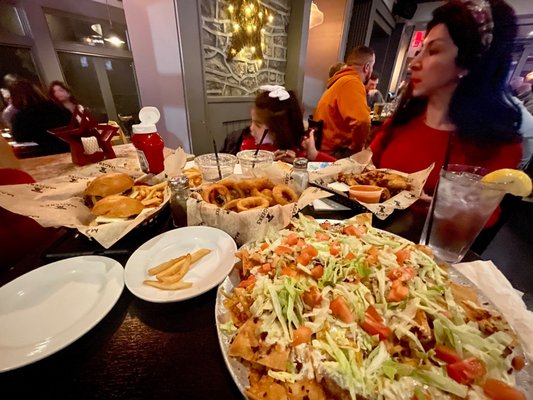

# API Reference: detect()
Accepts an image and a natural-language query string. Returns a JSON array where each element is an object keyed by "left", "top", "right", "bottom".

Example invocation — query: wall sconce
[
  {"left": 226, "top": 0, "right": 273, "bottom": 61},
  {"left": 104, "top": 0, "right": 125, "bottom": 47},
  {"left": 309, "top": 2, "right": 324, "bottom": 29}
]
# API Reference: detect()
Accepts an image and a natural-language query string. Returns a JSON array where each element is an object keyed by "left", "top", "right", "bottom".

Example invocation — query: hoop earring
[{"left": 458, "top": 74, "right": 465, "bottom": 79}]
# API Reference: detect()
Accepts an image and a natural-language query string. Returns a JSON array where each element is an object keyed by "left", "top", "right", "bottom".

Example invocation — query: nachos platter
[{"left": 216, "top": 214, "right": 530, "bottom": 400}]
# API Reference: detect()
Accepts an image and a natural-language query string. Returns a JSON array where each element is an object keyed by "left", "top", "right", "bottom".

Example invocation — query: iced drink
[{"left": 422, "top": 165, "right": 505, "bottom": 263}]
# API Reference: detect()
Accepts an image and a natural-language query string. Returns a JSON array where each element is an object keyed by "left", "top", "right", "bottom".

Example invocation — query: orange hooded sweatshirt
[{"left": 314, "top": 68, "right": 371, "bottom": 156}]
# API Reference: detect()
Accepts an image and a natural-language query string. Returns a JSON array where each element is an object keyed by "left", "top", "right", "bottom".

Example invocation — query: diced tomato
[
  {"left": 446, "top": 357, "right": 486, "bottom": 384},
  {"left": 297, "top": 238, "right": 306, "bottom": 248},
  {"left": 302, "top": 245, "right": 318, "bottom": 257},
  {"left": 315, "top": 232, "right": 330, "bottom": 241},
  {"left": 274, "top": 245, "right": 292, "bottom": 255},
  {"left": 345, "top": 251, "right": 356, "bottom": 260},
  {"left": 319, "top": 221, "right": 332, "bottom": 230},
  {"left": 360, "top": 305, "right": 390, "bottom": 340},
  {"left": 302, "top": 286, "right": 322, "bottom": 308},
  {"left": 297, "top": 245, "right": 318, "bottom": 266},
  {"left": 434, "top": 344, "right": 462, "bottom": 364},
  {"left": 387, "top": 266, "right": 417, "bottom": 282},
  {"left": 310, "top": 265, "right": 324, "bottom": 279},
  {"left": 330, "top": 296, "right": 353, "bottom": 323},
  {"left": 260, "top": 242, "right": 269, "bottom": 251},
  {"left": 343, "top": 224, "right": 364, "bottom": 237},
  {"left": 238, "top": 275, "right": 256, "bottom": 288},
  {"left": 281, "top": 266, "right": 297, "bottom": 277},
  {"left": 328, "top": 241, "right": 341, "bottom": 256},
  {"left": 512, "top": 355, "right": 525, "bottom": 371},
  {"left": 395, "top": 249, "right": 411, "bottom": 264},
  {"left": 284, "top": 233, "right": 299, "bottom": 246},
  {"left": 260, "top": 263, "right": 272, "bottom": 273},
  {"left": 483, "top": 378, "right": 526, "bottom": 400},
  {"left": 365, "top": 305, "right": 383, "bottom": 323},
  {"left": 291, "top": 326, "right": 312, "bottom": 346},
  {"left": 386, "top": 280, "right": 409, "bottom": 302},
  {"left": 297, "top": 252, "right": 312, "bottom": 266},
  {"left": 368, "top": 246, "right": 379, "bottom": 257}
]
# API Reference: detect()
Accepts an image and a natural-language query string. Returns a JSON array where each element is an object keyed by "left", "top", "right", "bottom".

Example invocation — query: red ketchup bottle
[{"left": 131, "top": 106, "right": 165, "bottom": 174}]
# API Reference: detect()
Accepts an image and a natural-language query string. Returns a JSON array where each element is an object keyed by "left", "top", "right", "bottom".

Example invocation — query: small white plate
[
  {"left": 0, "top": 256, "right": 124, "bottom": 372},
  {"left": 124, "top": 226, "right": 237, "bottom": 303}
]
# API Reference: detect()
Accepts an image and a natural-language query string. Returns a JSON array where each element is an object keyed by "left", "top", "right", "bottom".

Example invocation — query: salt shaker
[
  {"left": 169, "top": 175, "right": 190, "bottom": 228},
  {"left": 291, "top": 157, "right": 309, "bottom": 195}
]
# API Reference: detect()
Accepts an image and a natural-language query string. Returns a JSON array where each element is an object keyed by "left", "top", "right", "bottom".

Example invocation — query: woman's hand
[
  {"left": 274, "top": 149, "right": 296, "bottom": 163},
  {"left": 301, "top": 130, "right": 318, "bottom": 161}
]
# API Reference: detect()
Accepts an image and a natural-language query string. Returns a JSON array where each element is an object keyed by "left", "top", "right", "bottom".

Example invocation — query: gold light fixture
[
  {"left": 226, "top": 0, "right": 273, "bottom": 61},
  {"left": 104, "top": 0, "right": 125, "bottom": 47}
]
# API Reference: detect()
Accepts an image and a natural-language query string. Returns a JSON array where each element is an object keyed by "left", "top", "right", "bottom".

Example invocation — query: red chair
[{"left": 0, "top": 168, "right": 57, "bottom": 269}]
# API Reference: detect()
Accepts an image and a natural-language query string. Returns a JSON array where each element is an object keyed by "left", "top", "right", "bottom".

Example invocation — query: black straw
[
  {"left": 212, "top": 137, "right": 222, "bottom": 180},
  {"left": 424, "top": 133, "right": 454, "bottom": 245},
  {"left": 252, "top": 129, "right": 268, "bottom": 168}
]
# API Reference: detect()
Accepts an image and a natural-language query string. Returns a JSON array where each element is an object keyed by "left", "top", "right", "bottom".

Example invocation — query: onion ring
[
  {"left": 236, "top": 196, "right": 269, "bottom": 212},
  {"left": 251, "top": 188, "right": 275, "bottom": 206},
  {"left": 220, "top": 179, "right": 244, "bottom": 199},
  {"left": 222, "top": 198, "right": 241, "bottom": 212},
  {"left": 272, "top": 184, "right": 298, "bottom": 205},
  {"left": 202, "top": 183, "right": 232, "bottom": 207},
  {"left": 238, "top": 178, "right": 273, "bottom": 196}
]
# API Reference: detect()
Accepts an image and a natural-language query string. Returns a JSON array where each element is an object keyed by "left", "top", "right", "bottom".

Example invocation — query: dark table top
[{"left": 0, "top": 202, "right": 524, "bottom": 399}]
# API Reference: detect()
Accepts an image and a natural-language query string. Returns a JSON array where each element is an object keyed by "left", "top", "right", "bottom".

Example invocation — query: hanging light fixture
[
  {"left": 104, "top": 0, "right": 125, "bottom": 47},
  {"left": 309, "top": 2, "right": 324, "bottom": 29}
]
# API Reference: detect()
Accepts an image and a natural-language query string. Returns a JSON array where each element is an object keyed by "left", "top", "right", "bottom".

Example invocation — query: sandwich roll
[{"left": 92, "top": 195, "right": 144, "bottom": 218}]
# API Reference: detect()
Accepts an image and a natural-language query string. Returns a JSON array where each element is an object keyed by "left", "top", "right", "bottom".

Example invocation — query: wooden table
[{"left": 18, "top": 143, "right": 146, "bottom": 181}]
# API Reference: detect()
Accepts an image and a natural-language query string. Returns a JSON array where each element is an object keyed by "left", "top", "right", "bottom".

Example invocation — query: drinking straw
[
  {"left": 212, "top": 137, "right": 222, "bottom": 180},
  {"left": 424, "top": 134, "right": 454, "bottom": 245},
  {"left": 252, "top": 128, "right": 269, "bottom": 168}
]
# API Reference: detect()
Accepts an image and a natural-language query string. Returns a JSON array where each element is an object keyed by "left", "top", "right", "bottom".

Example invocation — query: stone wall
[{"left": 201, "top": 0, "right": 290, "bottom": 97}]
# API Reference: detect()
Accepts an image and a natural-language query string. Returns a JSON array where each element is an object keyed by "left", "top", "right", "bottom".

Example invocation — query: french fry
[
  {"left": 143, "top": 280, "right": 193, "bottom": 291},
  {"left": 157, "top": 254, "right": 192, "bottom": 279},
  {"left": 141, "top": 198, "right": 162, "bottom": 206},
  {"left": 147, "top": 255, "right": 187, "bottom": 275},
  {"left": 144, "top": 248, "right": 212, "bottom": 291}
]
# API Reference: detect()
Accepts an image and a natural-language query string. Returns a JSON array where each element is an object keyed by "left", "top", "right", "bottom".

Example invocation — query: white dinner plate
[
  {"left": 0, "top": 256, "right": 124, "bottom": 372},
  {"left": 124, "top": 226, "right": 237, "bottom": 303}
]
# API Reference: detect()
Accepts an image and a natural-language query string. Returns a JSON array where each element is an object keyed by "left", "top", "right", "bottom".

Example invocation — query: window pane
[
  {"left": 0, "top": 4, "right": 25, "bottom": 37},
  {"left": 45, "top": 12, "right": 129, "bottom": 51},
  {"left": 57, "top": 52, "right": 108, "bottom": 121},
  {"left": 104, "top": 58, "right": 140, "bottom": 117},
  {"left": 0, "top": 45, "right": 40, "bottom": 83}
]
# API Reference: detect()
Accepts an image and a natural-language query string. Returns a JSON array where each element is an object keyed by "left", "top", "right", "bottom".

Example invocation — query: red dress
[{"left": 370, "top": 115, "right": 523, "bottom": 192}]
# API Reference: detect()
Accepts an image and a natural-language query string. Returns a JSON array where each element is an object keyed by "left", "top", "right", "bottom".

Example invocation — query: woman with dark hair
[
  {"left": 222, "top": 85, "right": 334, "bottom": 162},
  {"left": 369, "top": 0, "right": 523, "bottom": 192},
  {"left": 10, "top": 79, "right": 70, "bottom": 155},
  {"left": 48, "top": 80, "right": 79, "bottom": 116}
]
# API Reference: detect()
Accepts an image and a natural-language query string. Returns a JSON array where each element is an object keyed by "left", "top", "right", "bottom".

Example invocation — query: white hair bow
[{"left": 259, "top": 85, "right": 290, "bottom": 101}]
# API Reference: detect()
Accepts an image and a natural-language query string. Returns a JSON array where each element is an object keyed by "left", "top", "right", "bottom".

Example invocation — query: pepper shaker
[{"left": 169, "top": 175, "right": 190, "bottom": 228}]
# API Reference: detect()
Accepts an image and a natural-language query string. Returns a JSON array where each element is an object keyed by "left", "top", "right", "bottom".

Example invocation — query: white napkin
[
  {"left": 164, "top": 147, "right": 187, "bottom": 178},
  {"left": 81, "top": 136, "right": 102, "bottom": 155},
  {"left": 452, "top": 260, "right": 533, "bottom": 361}
]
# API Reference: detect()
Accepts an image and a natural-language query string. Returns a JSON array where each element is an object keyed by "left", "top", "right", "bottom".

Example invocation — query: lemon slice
[{"left": 481, "top": 168, "right": 532, "bottom": 197}]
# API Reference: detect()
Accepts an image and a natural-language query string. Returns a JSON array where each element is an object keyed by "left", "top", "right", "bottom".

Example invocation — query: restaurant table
[{"left": 0, "top": 202, "right": 529, "bottom": 399}]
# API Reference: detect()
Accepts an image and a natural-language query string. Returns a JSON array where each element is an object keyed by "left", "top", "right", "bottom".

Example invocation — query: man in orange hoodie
[{"left": 314, "top": 46, "right": 375, "bottom": 158}]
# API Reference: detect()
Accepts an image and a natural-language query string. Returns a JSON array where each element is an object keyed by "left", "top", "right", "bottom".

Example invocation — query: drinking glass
[
  {"left": 194, "top": 153, "right": 237, "bottom": 182},
  {"left": 236, "top": 150, "right": 274, "bottom": 175},
  {"left": 420, "top": 164, "right": 506, "bottom": 263}
]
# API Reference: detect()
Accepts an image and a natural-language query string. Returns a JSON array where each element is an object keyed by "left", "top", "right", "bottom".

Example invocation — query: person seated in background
[
  {"left": 510, "top": 77, "right": 533, "bottom": 116},
  {"left": 328, "top": 62, "right": 345, "bottom": 79},
  {"left": 314, "top": 46, "right": 375, "bottom": 159},
  {"left": 1, "top": 73, "right": 20, "bottom": 129},
  {"left": 366, "top": 72, "right": 385, "bottom": 110},
  {"left": 369, "top": 0, "right": 523, "bottom": 193},
  {"left": 48, "top": 80, "right": 97, "bottom": 127},
  {"left": 221, "top": 85, "right": 335, "bottom": 163},
  {"left": 10, "top": 79, "right": 71, "bottom": 155}
]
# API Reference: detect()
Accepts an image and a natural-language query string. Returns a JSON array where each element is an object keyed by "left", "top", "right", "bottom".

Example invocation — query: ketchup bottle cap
[{"left": 132, "top": 106, "right": 160, "bottom": 134}]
